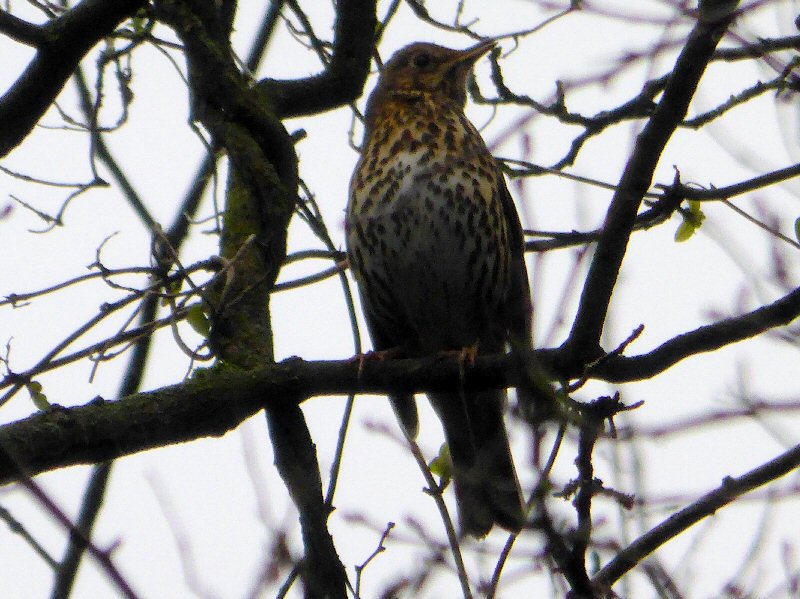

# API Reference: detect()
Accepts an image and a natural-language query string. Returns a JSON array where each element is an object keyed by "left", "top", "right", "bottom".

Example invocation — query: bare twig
[
  {"left": 354, "top": 522, "right": 394, "bottom": 598},
  {"left": 404, "top": 435, "right": 473, "bottom": 599},
  {"left": 595, "top": 441, "right": 800, "bottom": 589},
  {"left": 2, "top": 453, "right": 141, "bottom": 599}
]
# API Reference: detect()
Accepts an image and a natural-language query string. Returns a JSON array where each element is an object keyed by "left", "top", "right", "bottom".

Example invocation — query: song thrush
[{"left": 346, "top": 40, "right": 532, "bottom": 537}]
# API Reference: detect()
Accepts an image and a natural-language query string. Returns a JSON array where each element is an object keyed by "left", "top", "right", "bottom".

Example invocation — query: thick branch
[
  {"left": 257, "top": 0, "right": 376, "bottom": 117},
  {"left": 2, "top": 268, "right": 800, "bottom": 485},
  {"left": 562, "top": 0, "right": 740, "bottom": 363},
  {"left": 588, "top": 283, "right": 800, "bottom": 382},
  {"left": 0, "top": 262, "right": 786, "bottom": 484},
  {"left": 152, "top": 3, "right": 346, "bottom": 596},
  {"left": 0, "top": 356, "right": 510, "bottom": 486},
  {"left": 0, "top": 10, "right": 48, "bottom": 46},
  {"left": 0, "top": 0, "right": 146, "bottom": 157}
]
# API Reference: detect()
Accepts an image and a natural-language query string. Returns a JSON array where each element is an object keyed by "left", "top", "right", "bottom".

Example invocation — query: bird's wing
[
  {"left": 356, "top": 287, "right": 420, "bottom": 437},
  {"left": 497, "top": 173, "right": 558, "bottom": 426},
  {"left": 498, "top": 177, "right": 532, "bottom": 348}
]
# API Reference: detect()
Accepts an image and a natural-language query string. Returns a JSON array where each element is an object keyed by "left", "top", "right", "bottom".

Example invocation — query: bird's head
[{"left": 365, "top": 40, "right": 496, "bottom": 118}]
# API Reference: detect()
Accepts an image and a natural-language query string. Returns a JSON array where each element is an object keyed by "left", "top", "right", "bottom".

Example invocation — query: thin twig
[
  {"left": 487, "top": 423, "right": 566, "bottom": 598},
  {"left": 4, "top": 458, "right": 140, "bottom": 599},
  {"left": 595, "top": 440, "right": 800, "bottom": 589},
  {"left": 354, "top": 522, "right": 394, "bottom": 598},
  {"left": 404, "top": 435, "right": 473, "bottom": 599}
]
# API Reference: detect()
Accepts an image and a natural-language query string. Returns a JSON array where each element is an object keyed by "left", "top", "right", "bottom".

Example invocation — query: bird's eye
[{"left": 413, "top": 52, "right": 431, "bottom": 68}]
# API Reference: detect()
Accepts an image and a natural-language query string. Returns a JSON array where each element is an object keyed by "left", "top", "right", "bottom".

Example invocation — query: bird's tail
[{"left": 429, "top": 389, "right": 525, "bottom": 537}]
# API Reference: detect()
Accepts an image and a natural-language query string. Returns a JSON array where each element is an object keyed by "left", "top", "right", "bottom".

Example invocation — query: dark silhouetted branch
[
  {"left": 594, "top": 441, "right": 800, "bottom": 589},
  {"left": 2, "top": 263, "right": 800, "bottom": 486},
  {"left": 562, "top": 0, "right": 740, "bottom": 364},
  {"left": 258, "top": 0, "right": 376, "bottom": 118},
  {"left": 0, "top": 0, "right": 147, "bottom": 157},
  {"left": 587, "top": 283, "right": 800, "bottom": 382},
  {"left": 0, "top": 10, "right": 48, "bottom": 46}
]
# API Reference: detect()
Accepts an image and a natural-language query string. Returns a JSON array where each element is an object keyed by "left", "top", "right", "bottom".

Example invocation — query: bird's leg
[
  {"left": 351, "top": 347, "right": 404, "bottom": 380},
  {"left": 438, "top": 342, "right": 480, "bottom": 383},
  {"left": 461, "top": 343, "right": 479, "bottom": 367},
  {"left": 438, "top": 342, "right": 479, "bottom": 364}
]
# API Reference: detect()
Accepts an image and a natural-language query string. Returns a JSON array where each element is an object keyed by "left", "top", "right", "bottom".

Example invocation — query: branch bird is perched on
[{"left": 346, "top": 40, "right": 532, "bottom": 537}]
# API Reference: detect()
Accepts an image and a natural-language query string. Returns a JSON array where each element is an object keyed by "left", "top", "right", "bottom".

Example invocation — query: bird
[{"left": 346, "top": 40, "right": 532, "bottom": 537}]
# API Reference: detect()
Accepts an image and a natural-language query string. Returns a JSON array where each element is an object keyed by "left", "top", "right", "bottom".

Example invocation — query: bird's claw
[
  {"left": 351, "top": 347, "right": 403, "bottom": 379},
  {"left": 438, "top": 343, "right": 479, "bottom": 370}
]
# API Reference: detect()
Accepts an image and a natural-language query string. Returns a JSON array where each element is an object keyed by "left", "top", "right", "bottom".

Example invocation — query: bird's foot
[
  {"left": 438, "top": 342, "right": 479, "bottom": 370},
  {"left": 351, "top": 347, "right": 403, "bottom": 379}
]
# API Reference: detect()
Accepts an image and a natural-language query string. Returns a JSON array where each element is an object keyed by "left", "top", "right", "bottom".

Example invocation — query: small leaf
[
  {"left": 674, "top": 200, "right": 706, "bottom": 242},
  {"left": 187, "top": 304, "right": 210, "bottom": 337},
  {"left": 27, "top": 381, "right": 50, "bottom": 410},
  {"left": 429, "top": 443, "right": 452, "bottom": 487},
  {"left": 674, "top": 220, "right": 695, "bottom": 242},
  {"left": 161, "top": 279, "right": 183, "bottom": 306},
  {"left": 131, "top": 8, "right": 148, "bottom": 35},
  {"left": 688, "top": 200, "right": 706, "bottom": 225}
]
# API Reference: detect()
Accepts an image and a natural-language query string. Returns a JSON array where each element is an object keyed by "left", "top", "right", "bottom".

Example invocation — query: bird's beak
[{"left": 450, "top": 39, "right": 497, "bottom": 68}]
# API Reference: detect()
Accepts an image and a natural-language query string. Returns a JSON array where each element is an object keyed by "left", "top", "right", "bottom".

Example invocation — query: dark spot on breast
[
  {"left": 465, "top": 210, "right": 478, "bottom": 238},
  {"left": 466, "top": 246, "right": 479, "bottom": 271},
  {"left": 414, "top": 170, "right": 432, "bottom": 183},
  {"left": 352, "top": 246, "right": 365, "bottom": 269},
  {"left": 489, "top": 249, "right": 502, "bottom": 287},
  {"left": 444, "top": 128, "right": 456, "bottom": 150}
]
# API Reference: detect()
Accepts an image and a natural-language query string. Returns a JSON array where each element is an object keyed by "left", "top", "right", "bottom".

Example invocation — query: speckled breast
[{"left": 347, "top": 101, "right": 511, "bottom": 353}]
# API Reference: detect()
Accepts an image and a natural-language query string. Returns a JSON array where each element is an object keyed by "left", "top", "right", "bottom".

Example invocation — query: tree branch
[
  {"left": 1, "top": 255, "right": 799, "bottom": 486},
  {"left": 257, "top": 0, "right": 376, "bottom": 118},
  {"left": 587, "top": 283, "right": 800, "bottom": 382},
  {"left": 151, "top": 2, "right": 348, "bottom": 596},
  {"left": 0, "top": 356, "right": 511, "bottom": 487},
  {"left": 594, "top": 441, "right": 800, "bottom": 589},
  {"left": 0, "top": 9, "right": 48, "bottom": 46},
  {"left": 0, "top": 0, "right": 147, "bottom": 157},
  {"left": 562, "top": 0, "right": 740, "bottom": 364},
  {"left": 681, "top": 162, "right": 800, "bottom": 201}
]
